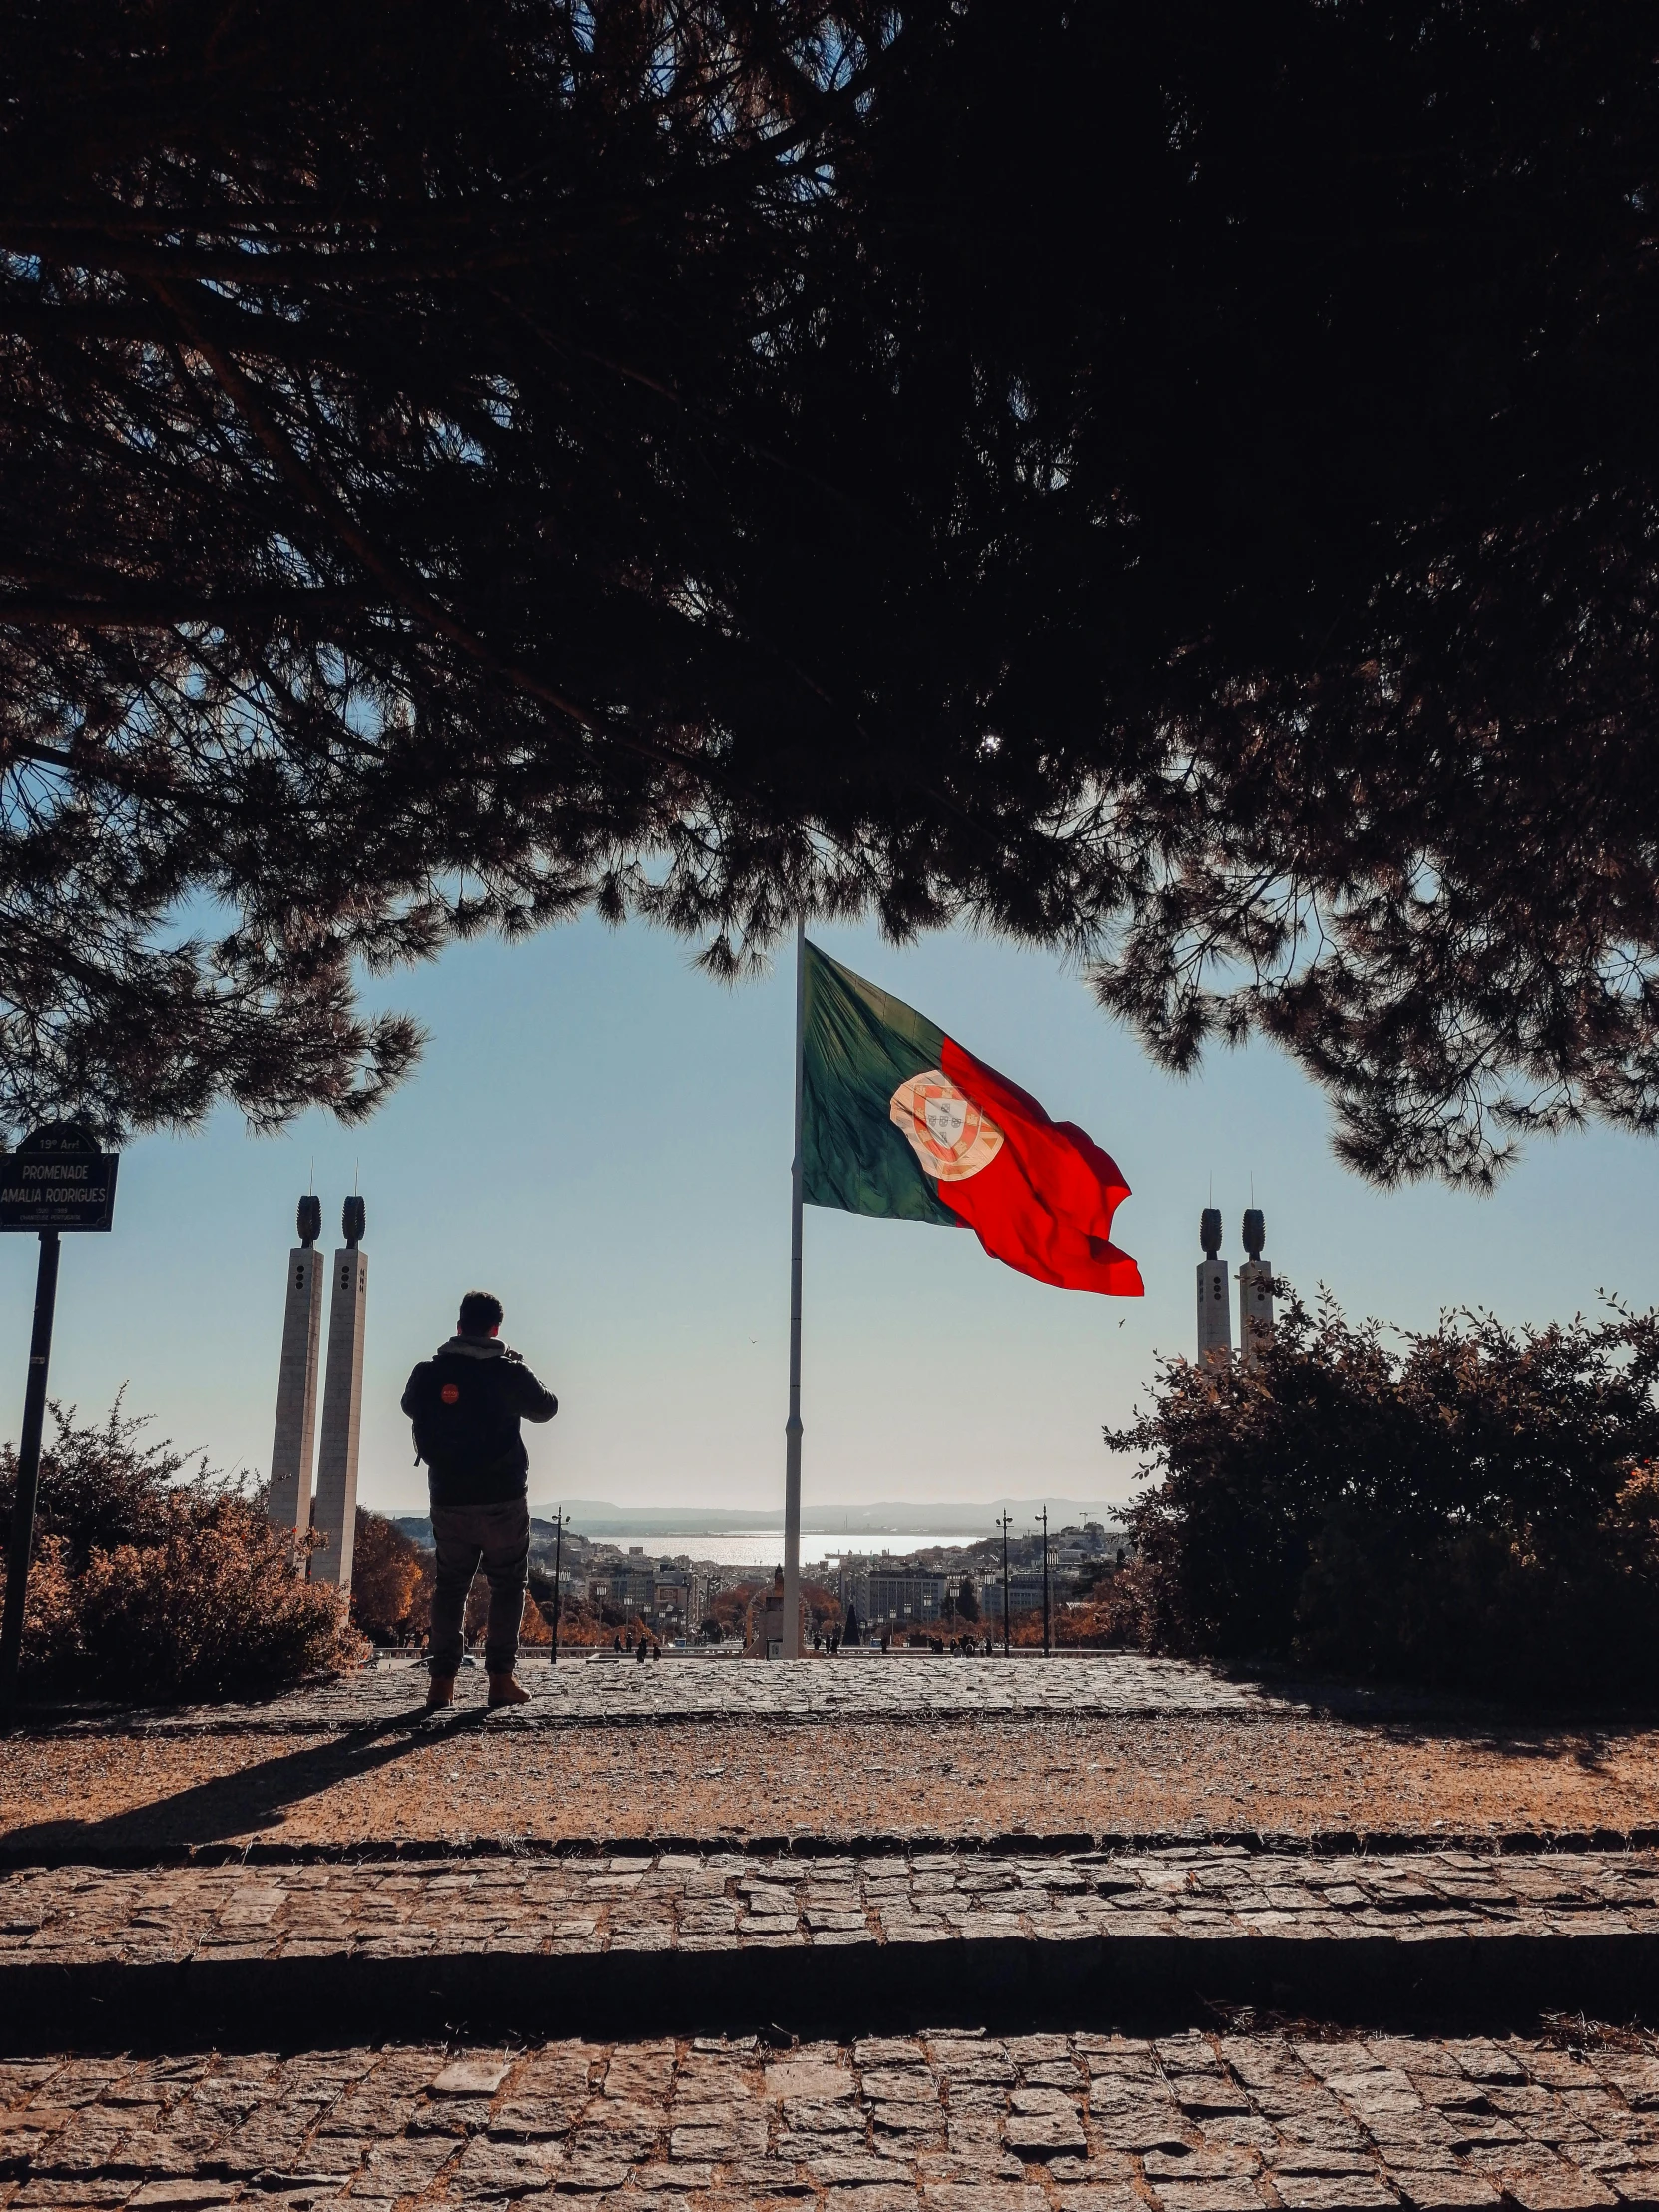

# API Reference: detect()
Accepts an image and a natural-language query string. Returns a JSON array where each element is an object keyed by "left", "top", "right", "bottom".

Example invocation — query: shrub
[
  {"left": 1107, "top": 1295, "right": 1659, "bottom": 1700},
  {"left": 5, "top": 1399, "right": 363, "bottom": 1702},
  {"left": 0, "top": 1391, "right": 190, "bottom": 1566}
]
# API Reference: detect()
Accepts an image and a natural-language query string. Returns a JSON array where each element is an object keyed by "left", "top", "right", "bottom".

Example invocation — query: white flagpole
[{"left": 782, "top": 915, "right": 806, "bottom": 1658}]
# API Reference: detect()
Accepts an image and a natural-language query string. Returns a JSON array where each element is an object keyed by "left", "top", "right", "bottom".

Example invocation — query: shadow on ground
[{"left": 0, "top": 1703, "right": 498, "bottom": 1858}]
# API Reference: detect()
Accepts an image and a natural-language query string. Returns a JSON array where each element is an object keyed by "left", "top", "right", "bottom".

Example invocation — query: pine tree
[{"left": 2, "top": 0, "right": 1656, "bottom": 1181}]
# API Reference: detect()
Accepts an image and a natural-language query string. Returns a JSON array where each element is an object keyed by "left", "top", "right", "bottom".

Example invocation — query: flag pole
[{"left": 782, "top": 915, "right": 806, "bottom": 1659}]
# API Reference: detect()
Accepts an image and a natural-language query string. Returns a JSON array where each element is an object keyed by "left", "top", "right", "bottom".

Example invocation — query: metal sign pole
[
  {"left": 0, "top": 1122, "right": 120, "bottom": 1724},
  {"left": 0, "top": 1229, "right": 63, "bottom": 1723}
]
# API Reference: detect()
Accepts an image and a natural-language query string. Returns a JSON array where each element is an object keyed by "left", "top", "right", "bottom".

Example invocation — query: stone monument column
[
  {"left": 1237, "top": 1207, "right": 1274, "bottom": 1369},
  {"left": 268, "top": 1196, "right": 324, "bottom": 1539},
  {"left": 311, "top": 1197, "right": 367, "bottom": 1592},
  {"left": 1197, "top": 1206, "right": 1232, "bottom": 1370}
]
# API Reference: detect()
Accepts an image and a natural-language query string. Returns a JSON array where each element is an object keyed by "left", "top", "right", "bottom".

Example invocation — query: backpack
[{"left": 406, "top": 1353, "right": 522, "bottom": 1476}]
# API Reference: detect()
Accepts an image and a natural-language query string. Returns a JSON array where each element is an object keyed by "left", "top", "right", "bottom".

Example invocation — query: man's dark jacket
[{"left": 401, "top": 1336, "right": 558, "bottom": 1507}]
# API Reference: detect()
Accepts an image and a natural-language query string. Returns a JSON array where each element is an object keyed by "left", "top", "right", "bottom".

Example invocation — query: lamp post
[
  {"left": 550, "top": 1508, "right": 563, "bottom": 1666},
  {"left": 998, "top": 1511, "right": 1011, "bottom": 1656},
  {"left": 1039, "top": 1505, "right": 1051, "bottom": 1658}
]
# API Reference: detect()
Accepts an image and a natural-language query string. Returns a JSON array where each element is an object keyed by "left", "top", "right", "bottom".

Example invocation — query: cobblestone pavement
[
  {"left": 26, "top": 1657, "right": 1275, "bottom": 1737},
  {"left": 6, "top": 1848, "right": 1658, "bottom": 1968},
  {"left": 4, "top": 2026, "right": 1659, "bottom": 2209}
]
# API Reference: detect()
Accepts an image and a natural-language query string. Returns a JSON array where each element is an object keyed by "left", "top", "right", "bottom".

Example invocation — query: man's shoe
[
  {"left": 488, "top": 1673, "right": 531, "bottom": 1708},
  {"left": 424, "top": 1672, "right": 456, "bottom": 1712}
]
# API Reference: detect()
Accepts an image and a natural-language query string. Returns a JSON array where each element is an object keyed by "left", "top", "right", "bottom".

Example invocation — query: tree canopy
[{"left": 2, "top": 0, "right": 1656, "bottom": 1181}]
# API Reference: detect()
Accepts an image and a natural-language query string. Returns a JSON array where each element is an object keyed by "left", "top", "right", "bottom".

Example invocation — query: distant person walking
[{"left": 402, "top": 1290, "right": 558, "bottom": 1712}]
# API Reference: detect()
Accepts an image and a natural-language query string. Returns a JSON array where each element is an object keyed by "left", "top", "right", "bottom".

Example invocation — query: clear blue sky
[{"left": 2, "top": 914, "right": 1651, "bottom": 1518}]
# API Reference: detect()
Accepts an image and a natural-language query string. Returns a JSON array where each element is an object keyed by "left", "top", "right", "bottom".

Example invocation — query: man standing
[{"left": 402, "top": 1290, "right": 558, "bottom": 1711}]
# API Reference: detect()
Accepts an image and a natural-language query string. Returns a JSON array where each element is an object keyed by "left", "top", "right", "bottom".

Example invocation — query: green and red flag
[{"left": 801, "top": 942, "right": 1143, "bottom": 1297}]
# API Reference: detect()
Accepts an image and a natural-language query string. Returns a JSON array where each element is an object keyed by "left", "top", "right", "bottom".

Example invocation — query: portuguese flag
[{"left": 801, "top": 943, "right": 1143, "bottom": 1297}]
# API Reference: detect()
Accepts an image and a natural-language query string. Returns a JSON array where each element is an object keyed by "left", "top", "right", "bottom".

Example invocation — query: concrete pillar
[
  {"left": 1237, "top": 1207, "right": 1274, "bottom": 1369},
  {"left": 1197, "top": 1206, "right": 1231, "bottom": 1370},
  {"left": 311, "top": 1198, "right": 367, "bottom": 1592},
  {"left": 268, "top": 1196, "right": 324, "bottom": 1538}
]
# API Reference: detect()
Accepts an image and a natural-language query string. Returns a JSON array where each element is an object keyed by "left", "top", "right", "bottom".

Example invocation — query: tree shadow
[
  {"left": 1224, "top": 1662, "right": 1659, "bottom": 1768},
  {"left": 0, "top": 1704, "right": 499, "bottom": 1859}
]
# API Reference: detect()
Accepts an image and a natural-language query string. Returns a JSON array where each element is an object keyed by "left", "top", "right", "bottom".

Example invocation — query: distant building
[
  {"left": 651, "top": 1565, "right": 690, "bottom": 1623},
  {"left": 603, "top": 1552, "right": 656, "bottom": 1614},
  {"left": 864, "top": 1569, "right": 947, "bottom": 1625},
  {"left": 595, "top": 1551, "right": 697, "bottom": 1624},
  {"left": 981, "top": 1578, "right": 1048, "bottom": 1619}
]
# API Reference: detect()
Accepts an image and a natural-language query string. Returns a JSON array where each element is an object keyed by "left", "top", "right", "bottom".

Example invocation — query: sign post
[{"left": 0, "top": 1125, "right": 119, "bottom": 1724}]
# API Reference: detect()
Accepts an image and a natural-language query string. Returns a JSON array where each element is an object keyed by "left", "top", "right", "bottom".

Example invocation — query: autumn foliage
[
  {"left": 1, "top": 1398, "right": 363, "bottom": 1701},
  {"left": 349, "top": 1510, "right": 431, "bottom": 1644}
]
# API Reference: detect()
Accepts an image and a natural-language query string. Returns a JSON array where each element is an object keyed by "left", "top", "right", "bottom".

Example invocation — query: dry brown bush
[{"left": 6, "top": 1400, "right": 362, "bottom": 1702}]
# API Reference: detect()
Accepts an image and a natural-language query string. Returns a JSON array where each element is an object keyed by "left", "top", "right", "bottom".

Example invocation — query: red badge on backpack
[{"left": 440, "top": 1382, "right": 460, "bottom": 1404}]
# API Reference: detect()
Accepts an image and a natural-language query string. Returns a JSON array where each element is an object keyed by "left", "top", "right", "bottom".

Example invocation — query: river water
[{"left": 581, "top": 1531, "right": 981, "bottom": 1568}]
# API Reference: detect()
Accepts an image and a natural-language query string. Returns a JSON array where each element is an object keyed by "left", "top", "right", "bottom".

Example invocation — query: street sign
[{"left": 0, "top": 1123, "right": 118, "bottom": 1233}]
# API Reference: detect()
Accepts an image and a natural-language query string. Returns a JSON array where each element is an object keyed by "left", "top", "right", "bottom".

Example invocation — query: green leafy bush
[
  {"left": 1107, "top": 1296, "right": 1659, "bottom": 1699},
  {"left": 1, "top": 1399, "right": 363, "bottom": 1701}
]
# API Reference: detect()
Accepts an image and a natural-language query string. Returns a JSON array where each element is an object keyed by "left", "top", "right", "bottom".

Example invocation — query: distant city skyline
[{"left": 1, "top": 911, "right": 1653, "bottom": 1518}]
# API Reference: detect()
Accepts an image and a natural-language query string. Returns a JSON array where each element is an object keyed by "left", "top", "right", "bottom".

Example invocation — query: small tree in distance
[{"left": 350, "top": 1511, "right": 429, "bottom": 1644}]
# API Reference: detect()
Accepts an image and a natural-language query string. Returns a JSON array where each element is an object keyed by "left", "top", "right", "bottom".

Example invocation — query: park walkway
[
  {"left": 26, "top": 1654, "right": 1271, "bottom": 1734},
  {"left": 5, "top": 1656, "right": 1659, "bottom": 2208},
  {"left": 11, "top": 1655, "right": 1659, "bottom": 1857}
]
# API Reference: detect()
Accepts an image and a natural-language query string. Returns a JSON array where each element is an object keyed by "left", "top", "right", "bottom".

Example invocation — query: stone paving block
[
  {"left": 1001, "top": 2092, "right": 1086, "bottom": 2157},
  {"left": 1385, "top": 2174, "right": 1500, "bottom": 2210},
  {"left": 448, "top": 2134, "right": 567, "bottom": 2196},
  {"left": 1144, "top": 2180, "right": 1268, "bottom": 2211},
  {"left": 432, "top": 2055, "right": 513, "bottom": 2096},
  {"left": 13, "top": 2180, "right": 135, "bottom": 2205},
  {"left": 126, "top": 2186, "right": 243, "bottom": 2209},
  {"left": 919, "top": 2187, "right": 1048, "bottom": 2212},
  {"left": 1498, "top": 2166, "right": 1620, "bottom": 2210},
  {"left": 1275, "top": 2181, "right": 1399, "bottom": 2209}
]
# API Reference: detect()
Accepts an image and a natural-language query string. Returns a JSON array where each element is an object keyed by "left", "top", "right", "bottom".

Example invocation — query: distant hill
[
  {"left": 521, "top": 1498, "right": 1124, "bottom": 1537},
  {"left": 385, "top": 1497, "right": 1129, "bottom": 1557}
]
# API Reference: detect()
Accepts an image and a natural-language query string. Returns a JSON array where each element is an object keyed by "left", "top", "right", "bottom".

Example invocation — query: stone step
[
  {"left": 4, "top": 2026, "right": 1659, "bottom": 2212},
  {"left": 5, "top": 1846, "right": 1659, "bottom": 2051},
  {"left": 11, "top": 1828, "right": 1659, "bottom": 1872}
]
